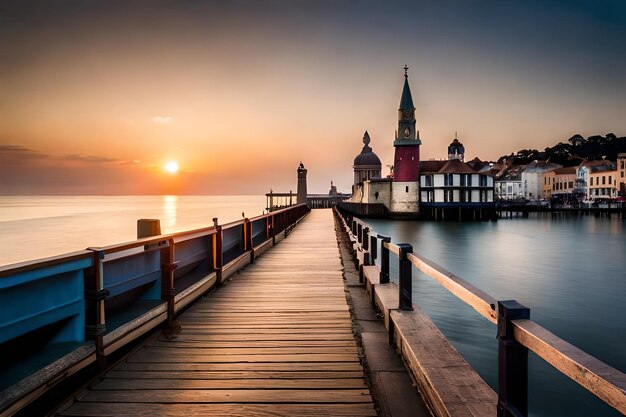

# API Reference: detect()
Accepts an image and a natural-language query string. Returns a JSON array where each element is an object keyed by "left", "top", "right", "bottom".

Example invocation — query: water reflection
[
  {"left": 366, "top": 214, "right": 625, "bottom": 417},
  {"left": 162, "top": 195, "right": 178, "bottom": 228}
]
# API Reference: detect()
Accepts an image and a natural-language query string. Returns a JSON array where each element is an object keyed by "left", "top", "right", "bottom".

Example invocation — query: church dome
[
  {"left": 448, "top": 138, "right": 464, "bottom": 150},
  {"left": 354, "top": 131, "right": 382, "bottom": 167}
]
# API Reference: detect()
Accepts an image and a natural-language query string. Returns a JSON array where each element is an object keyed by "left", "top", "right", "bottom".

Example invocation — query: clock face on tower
[
  {"left": 403, "top": 110, "right": 412, "bottom": 119},
  {"left": 403, "top": 126, "right": 411, "bottom": 138}
]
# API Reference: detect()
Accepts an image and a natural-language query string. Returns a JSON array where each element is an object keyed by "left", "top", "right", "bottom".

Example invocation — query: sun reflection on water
[{"left": 162, "top": 195, "right": 178, "bottom": 228}]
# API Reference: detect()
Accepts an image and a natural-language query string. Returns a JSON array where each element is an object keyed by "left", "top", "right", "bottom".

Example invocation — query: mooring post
[
  {"left": 497, "top": 300, "right": 530, "bottom": 417},
  {"left": 379, "top": 235, "right": 391, "bottom": 284},
  {"left": 398, "top": 243, "right": 413, "bottom": 311}
]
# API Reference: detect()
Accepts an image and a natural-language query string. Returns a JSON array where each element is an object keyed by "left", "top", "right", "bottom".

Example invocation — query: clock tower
[{"left": 393, "top": 66, "right": 421, "bottom": 182}]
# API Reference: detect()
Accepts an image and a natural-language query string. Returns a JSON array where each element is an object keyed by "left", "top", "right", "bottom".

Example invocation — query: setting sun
[{"left": 164, "top": 161, "right": 179, "bottom": 174}]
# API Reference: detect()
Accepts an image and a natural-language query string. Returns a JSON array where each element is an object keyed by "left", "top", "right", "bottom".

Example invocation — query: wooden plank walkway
[{"left": 58, "top": 209, "right": 377, "bottom": 416}]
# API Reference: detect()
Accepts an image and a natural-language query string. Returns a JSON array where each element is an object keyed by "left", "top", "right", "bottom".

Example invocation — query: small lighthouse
[{"left": 297, "top": 162, "right": 307, "bottom": 205}]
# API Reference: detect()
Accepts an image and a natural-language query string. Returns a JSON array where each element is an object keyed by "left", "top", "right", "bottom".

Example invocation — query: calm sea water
[
  {"left": 0, "top": 195, "right": 266, "bottom": 266},
  {"left": 1, "top": 197, "right": 624, "bottom": 416},
  {"left": 366, "top": 214, "right": 626, "bottom": 417}
]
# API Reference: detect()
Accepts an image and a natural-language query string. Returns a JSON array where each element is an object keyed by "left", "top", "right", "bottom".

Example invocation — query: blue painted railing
[{"left": 0, "top": 203, "right": 310, "bottom": 416}]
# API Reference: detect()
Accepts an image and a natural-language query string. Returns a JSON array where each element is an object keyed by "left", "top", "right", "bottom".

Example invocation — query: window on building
[
  {"left": 479, "top": 176, "right": 487, "bottom": 187},
  {"left": 425, "top": 175, "right": 433, "bottom": 187},
  {"left": 467, "top": 175, "right": 472, "bottom": 186},
  {"left": 460, "top": 175, "right": 466, "bottom": 186},
  {"left": 602, "top": 176, "right": 606, "bottom": 185},
  {"left": 444, "top": 174, "right": 453, "bottom": 186},
  {"left": 609, "top": 176, "right": 612, "bottom": 184},
  {"left": 568, "top": 181, "right": 573, "bottom": 189},
  {"left": 405, "top": 186, "right": 409, "bottom": 193},
  {"left": 444, "top": 190, "right": 454, "bottom": 202}
]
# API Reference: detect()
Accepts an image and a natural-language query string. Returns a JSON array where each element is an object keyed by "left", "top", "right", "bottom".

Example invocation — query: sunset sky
[{"left": 1, "top": 0, "right": 625, "bottom": 195}]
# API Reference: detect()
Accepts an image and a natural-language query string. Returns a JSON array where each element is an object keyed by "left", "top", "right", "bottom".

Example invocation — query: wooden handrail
[
  {"left": 335, "top": 208, "right": 626, "bottom": 415},
  {"left": 406, "top": 253, "right": 498, "bottom": 324},
  {"left": 383, "top": 241, "right": 400, "bottom": 256},
  {"left": 513, "top": 319, "right": 626, "bottom": 414}
]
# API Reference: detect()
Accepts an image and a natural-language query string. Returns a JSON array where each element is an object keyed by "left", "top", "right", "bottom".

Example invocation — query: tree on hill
[{"left": 499, "top": 133, "right": 626, "bottom": 165}]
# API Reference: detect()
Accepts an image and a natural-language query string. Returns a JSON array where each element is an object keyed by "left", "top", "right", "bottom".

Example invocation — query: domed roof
[
  {"left": 354, "top": 131, "right": 382, "bottom": 167},
  {"left": 449, "top": 138, "right": 464, "bottom": 148}
]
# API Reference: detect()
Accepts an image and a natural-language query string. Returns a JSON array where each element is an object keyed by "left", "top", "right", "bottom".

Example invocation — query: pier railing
[
  {"left": 334, "top": 207, "right": 626, "bottom": 417},
  {"left": 0, "top": 203, "right": 309, "bottom": 416}
]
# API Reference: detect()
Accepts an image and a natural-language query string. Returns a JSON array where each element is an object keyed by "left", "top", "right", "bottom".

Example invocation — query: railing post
[
  {"left": 161, "top": 239, "right": 180, "bottom": 333},
  {"left": 244, "top": 218, "right": 254, "bottom": 263},
  {"left": 85, "top": 250, "right": 109, "bottom": 366},
  {"left": 270, "top": 215, "right": 276, "bottom": 245},
  {"left": 362, "top": 227, "right": 369, "bottom": 252},
  {"left": 370, "top": 233, "right": 378, "bottom": 264},
  {"left": 379, "top": 235, "right": 391, "bottom": 284},
  {"left": 357, "top": 223, "right": 363, "bottom": 245},
  {"left": 352, "top": 219, "right": 357, "bottom": 236},
  {"left": 497, "top": 300, "right": 530, "bottom": 417},
  {"left": 398, "top": 243, "right": 413, "bottom": 311},
  {"left": 213, "top": 218, "right": 223, "bottom": 284}
]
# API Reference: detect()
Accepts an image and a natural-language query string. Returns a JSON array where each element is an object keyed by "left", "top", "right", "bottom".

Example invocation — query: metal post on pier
[
  {"left": 213, "top": 218, "right": 224, "bottom": 284},
  {"left": 398, "top": 243, "right": 413, "bottom": 311},
  {"left": 244, "top": 218, "right": 254, "bottom": 263},
  {"left": 362, "top": 227, "right": 369, "bottom": 252},
  {"left": 370, "top": 233, "right": 378, "bottom": 264},
  {"left": 379, "top": 235, "right": 391, "bottom": 284},
  {"left": 497, "top": 300, "right": 530, "bottom": 417},
  {"left": 352, "top": 219, "right": 357, "bottom": 236},
  {"left": 357, "top": 223, "right": 363, "bottom": 244}
]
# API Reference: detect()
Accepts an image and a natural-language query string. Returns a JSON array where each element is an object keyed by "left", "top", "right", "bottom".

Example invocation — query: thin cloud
[
  {"left": 0, "top": 145, "right": 49, "bottom": 159},
  {"left": 152, "top": 116, "right": 173, "bottom": 125},
  {"left": 63, "top": 154, "right": 118, "bottom": 163}
]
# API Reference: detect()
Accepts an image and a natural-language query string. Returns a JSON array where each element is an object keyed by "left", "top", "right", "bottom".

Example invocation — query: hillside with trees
[{"left": 497, "top": 133, "right": 626, "bottom": 166}]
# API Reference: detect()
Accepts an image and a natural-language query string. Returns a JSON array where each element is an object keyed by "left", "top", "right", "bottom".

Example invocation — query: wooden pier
[
  {"left": 56, "top": 210, "right": 377, "bottom": 417},
  {"left": 2, "top": 204, "right": 625, "bottom": 417}
]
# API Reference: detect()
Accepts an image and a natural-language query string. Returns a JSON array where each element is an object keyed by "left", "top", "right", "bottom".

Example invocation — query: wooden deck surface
[{"left": 58, "top": 209, "right": 376, "bottom": 417}]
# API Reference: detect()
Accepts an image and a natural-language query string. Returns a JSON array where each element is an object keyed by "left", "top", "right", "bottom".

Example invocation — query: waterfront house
[
  {"left": 520, "top": 161, "right": 562, "bottom": 200},
  {"left": 542, "top": 166, "right": 577, "bottom": 199},
  {"left": 495, "top": 166, "right": 524, "bottom": 200}
]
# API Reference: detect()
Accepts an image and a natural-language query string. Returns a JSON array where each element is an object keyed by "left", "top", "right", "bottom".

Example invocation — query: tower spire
[{"left": 399, "top": 67, "right": 414, "bottom": 110}]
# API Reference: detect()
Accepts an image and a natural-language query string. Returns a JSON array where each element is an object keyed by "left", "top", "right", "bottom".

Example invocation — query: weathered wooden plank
[
  {"left": 513, "top": 319, "right": 626, "bottom": 414},
  {"left": 115, "top": 361, "right": 365, "bottom": 372},
  {"left": 79, "top": 389, "right": 373, "bottom": 403},
  {"left": 93, "top": 378, "right": 367, "bottom": 390},
  {"left": 147, "top": 340, "right": 356, "bottom": 348},
  {"left": 406, "top": 252, "right": 497, "bottom": 324},
  {"left": 157, "top": 333, "right": 357, "bottom": 341},
  {"left": 391, "top": 309, "right": 497, "bottom": 417},
  {"left": 137, "top": 346, "right": 359, "bottom": 355},
  {"left": 106, "top": 370, "right": 366, "bottom": 380},
  {"left": 127, "top": 353, "right": 359, "bottom": 363},
  {"left": 59, "top": 402, "right": 378, "bottom": 417}
]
